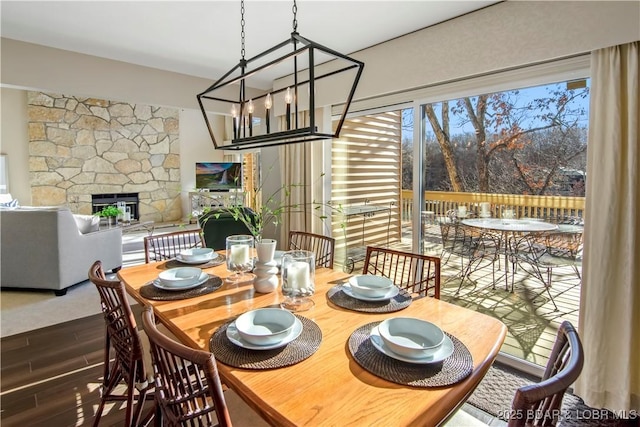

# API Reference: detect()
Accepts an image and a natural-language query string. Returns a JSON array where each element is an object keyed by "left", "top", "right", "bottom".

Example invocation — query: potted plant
[{"left": 95, "top": 205, "right": 123, "bottom": 227}]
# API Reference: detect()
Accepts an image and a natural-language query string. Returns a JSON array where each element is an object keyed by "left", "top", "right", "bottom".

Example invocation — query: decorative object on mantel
[
  {"left": 197, "top": 0, "right": 364, "bottom": 151},
  {"left": 253, "top": 238, "right": 279, "bottom": 293},
  {"left": 95, "top": 205, "right": 123, "bottom": 228}
]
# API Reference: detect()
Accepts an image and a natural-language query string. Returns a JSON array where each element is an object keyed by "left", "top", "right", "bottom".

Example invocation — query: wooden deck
[{"left": 348, "top": 223, "right": 582, "bottom": 369}]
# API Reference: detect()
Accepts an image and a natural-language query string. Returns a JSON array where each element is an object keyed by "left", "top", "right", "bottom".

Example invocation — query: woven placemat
[
  {"left": 162, "top": 254, "right": 226, "bottom": 269},
  {"left": 348, "top": 321, "right": 473, "bottom": 387},
  {"left": 327, "top": 285, "right": 412, "bottom": 313},
  {"left": 209, "top": 315, "right": 322, "bottom": 370},
  {"left": 140, "top": 275, "right": 223, "bottom": 301}
]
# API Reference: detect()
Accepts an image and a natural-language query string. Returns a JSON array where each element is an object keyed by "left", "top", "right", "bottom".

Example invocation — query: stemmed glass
[
  {"left": 225, "top": 235, "right": 255, "bottom": 283},
  {"left": 280, "top": 250, "right": 315, "bottom": 312}
]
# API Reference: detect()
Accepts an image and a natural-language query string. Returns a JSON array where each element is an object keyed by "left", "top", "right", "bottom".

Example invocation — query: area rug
[{"left": 468, "top": 362, "right": 637, "bottom": 426}]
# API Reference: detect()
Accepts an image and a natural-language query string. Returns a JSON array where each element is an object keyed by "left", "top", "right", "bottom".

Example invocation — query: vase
[
  {"left": 253, "top": 239, "right": 278, "bottom": 293},
  {"left": 255, "top": 239, "right": 277, "bottom": 263}
]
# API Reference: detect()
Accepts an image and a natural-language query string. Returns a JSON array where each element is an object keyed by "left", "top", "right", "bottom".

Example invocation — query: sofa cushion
[
  {"left": 0, "top": 193, "right": 19, "bottom": 208},
  {"left": 73, "top": 214, "right": 100, "bottom": 234}
]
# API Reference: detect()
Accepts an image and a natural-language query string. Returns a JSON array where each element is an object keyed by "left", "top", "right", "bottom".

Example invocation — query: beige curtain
[
  {"left": 277, "top": 112, "right": 313, "bottom": 244},
  {"left": 575, "top": 41, "right": 639, "bottom": 412}
]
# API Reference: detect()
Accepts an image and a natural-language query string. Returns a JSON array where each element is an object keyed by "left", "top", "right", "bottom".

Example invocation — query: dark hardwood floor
[{"left": 0, "top": 308, "right": 152, "bottom": 427}]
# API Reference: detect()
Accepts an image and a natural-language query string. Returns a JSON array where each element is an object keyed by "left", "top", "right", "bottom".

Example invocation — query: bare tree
[
  {"left": 424, "top": 84, "right": 589, "bottom": 193},
  {"left": 424, "top": 101, "right": 466, "bottom": 192}
]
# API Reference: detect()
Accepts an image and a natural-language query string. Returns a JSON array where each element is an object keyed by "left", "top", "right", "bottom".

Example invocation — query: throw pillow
[
  {"left": 73, "top": 214, "right": 100, "bottom": 234},
  {"left": 0, "top": 194, "right": 19, "bottom": 208},
  {"left": 0, "top": 199, "right": 19, "bottom": 208}
]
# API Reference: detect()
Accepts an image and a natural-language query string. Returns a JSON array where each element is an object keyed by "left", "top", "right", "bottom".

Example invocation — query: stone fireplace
[{"left": 27, "top": 92, "right": 182, "bottom": 222}]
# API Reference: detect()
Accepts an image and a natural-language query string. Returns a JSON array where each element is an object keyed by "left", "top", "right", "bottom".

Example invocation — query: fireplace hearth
[{"left": 92, "top": 193, "right": 139, "bottom": 220}]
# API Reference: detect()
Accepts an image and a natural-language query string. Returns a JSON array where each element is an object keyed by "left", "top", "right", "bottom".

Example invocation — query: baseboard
[{"left": 496, "top": 352, "right": 544, "bottom": 378}]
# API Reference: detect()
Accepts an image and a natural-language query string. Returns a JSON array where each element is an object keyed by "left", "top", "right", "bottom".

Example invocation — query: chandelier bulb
[{"left": 285, "top": 87, "right": 292, "bottom": 104}]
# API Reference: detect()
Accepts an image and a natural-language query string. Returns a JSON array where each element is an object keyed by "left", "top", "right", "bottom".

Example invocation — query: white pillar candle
[
  {"left": 287, "top": 261, "right": 310, "bottom": 290},
  {"left": 230, "top": 244, "right": 250, "bottom": 265},
  {"left": 458, "top": 206, "right": 467, "bottom": 216},
  {"left": 480, "top": 202, "right": 490, "bottom": 214}
]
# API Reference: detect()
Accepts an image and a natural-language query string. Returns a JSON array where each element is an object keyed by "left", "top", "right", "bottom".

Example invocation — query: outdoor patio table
[
  {"left": 461, "top": 218, "right": 558, "bottom": 290},
  {"left": 118, "top": 257, "right": 506, "bottom": 426}
]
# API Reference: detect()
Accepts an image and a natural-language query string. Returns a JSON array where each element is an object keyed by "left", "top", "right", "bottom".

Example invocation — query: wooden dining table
[{"left": 118, "top": 258, "right": 507, "bottom": 427}]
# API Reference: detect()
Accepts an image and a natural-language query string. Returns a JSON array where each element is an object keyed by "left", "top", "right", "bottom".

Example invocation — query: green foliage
[{"left": 95, "top": 205, "right": 123, "bottom": 218}]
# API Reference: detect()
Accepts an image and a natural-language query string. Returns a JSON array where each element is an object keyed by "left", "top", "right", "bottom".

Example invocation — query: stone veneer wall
[{"left": 27, "top": 92, "right": 181, "bottom": 222}]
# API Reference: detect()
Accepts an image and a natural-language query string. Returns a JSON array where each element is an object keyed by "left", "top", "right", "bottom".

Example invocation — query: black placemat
[
  {"left": 140, "top": 274, "right": 223, "bottom": 301},
  {"left": 162, "top": 254, "right": 226, "bottom": 269},
  {"left": 209, "top": 315, "right": 322, "bottom": 370},
  {"left": 348, "top": 321, "right": 473, "bottom": 387},
  {"left": 327, "top": 285, "right": 412, "bottom": 313}
]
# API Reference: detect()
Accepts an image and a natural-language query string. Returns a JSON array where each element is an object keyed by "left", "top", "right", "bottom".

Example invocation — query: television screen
[{"left": 195, "top": 162, "right": 243, "bottom": 191}]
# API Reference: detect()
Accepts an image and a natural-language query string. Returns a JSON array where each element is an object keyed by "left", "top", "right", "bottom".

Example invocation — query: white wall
[
  {"left": 178, "top": 110, "right": 226, "bottom": 220},
  {"left": 0, "top": 88, "right": 31, "bottom": 204}
]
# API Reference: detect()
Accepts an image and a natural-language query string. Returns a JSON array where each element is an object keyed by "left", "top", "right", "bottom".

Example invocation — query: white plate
[
  {"left": 342, "top": 283, "right": 399, "bottom": 302},
  {"left": 369, "top": 325, "right": 454, "bottom": 364},
  {"left": 175, "top": 252, "right": 218, "bottom": 264},
  {"left": 226, "top": 316, "right": 303, "bottom": 350},
  {"left": 153, "top": 271, "right": 210, "bottom": 291}
]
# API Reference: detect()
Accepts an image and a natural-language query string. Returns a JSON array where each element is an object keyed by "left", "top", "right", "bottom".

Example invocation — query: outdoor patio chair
[
  {"left": 509, "top": 227, "right": 583, "bottom": 310},
  {"left": 362, "top": 246, "right": 440, "bottom": 298},
  {"left": 288, "top": 230, "right": 336, "bottom": 268},
  {"left": 508, "top": 320, "right": 584, "bottom": 426},
  {"left": 141, "top": 306, "right": 267, "bottom": 427},
  {"left": 88, "top": 260, "right": 154, "bottom": 427},
  {"left": 439, "top": 222, "right": 500, "bottom": 294},
  {"left": 143, "top": 228, "right": 205, "bottom": 263}
]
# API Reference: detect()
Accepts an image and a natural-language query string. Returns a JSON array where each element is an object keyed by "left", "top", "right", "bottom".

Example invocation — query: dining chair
[
  {"left": 143, "top": 228, "right": 205, "bottom": 263},
  {"left": 140, "top": 305, "right": 268, "bottom": 427},
  {"left": 88, "top": 260, "right": 154, "bottom": 427},
  {"left": 362, "top": 246, "right": 440, "bottom": 298},
  {"left": 288, "top": 230, "right": 336, "bottom": 268},
  {"left": 508, "top": 320, "right": 584, "bottom": 426}
]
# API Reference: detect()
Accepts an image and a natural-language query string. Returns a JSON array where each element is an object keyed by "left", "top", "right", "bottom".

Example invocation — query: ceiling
[{"left": 1, "top": 1, "right": 499, "bottom": 88}]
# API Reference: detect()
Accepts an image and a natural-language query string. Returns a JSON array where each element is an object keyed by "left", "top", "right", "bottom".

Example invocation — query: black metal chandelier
[{"left": 197, "top": 0, "right": 364, "bottom": 151}]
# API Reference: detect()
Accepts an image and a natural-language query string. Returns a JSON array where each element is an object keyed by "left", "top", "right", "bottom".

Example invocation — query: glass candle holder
[
  {"left": 281, "top": 250, "right": 315, "bottom": 312},
  {"left": 225, "top": 235, "right": 255, "bottom": 283}
]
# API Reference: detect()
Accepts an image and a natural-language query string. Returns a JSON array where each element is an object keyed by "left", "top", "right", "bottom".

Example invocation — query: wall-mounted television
[{"left": 195, "top": 162, "right": 243, "bottom": 191}]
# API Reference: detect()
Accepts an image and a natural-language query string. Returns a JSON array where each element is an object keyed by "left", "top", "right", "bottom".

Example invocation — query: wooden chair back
[
  {"left": 88, "top": 260, "right": 153, "bottom": 427},
  {"left": 362, "top": 246, "right": 441, "bottom": 299},
  {"left": 508, "top": 321, "right": 584, "bottom": 426},
  {"left": 141, "top": 306, "right": 232, "bottom": 427},
  {"left": 288, "top": 231, "right": 336, "bottom": 268},
  {"left": 143, "top": 228, "right": 205, "bottom": 263}
]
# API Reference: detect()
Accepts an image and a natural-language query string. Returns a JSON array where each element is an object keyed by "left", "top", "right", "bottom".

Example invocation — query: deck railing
[{"left": 401, "top": 190, "right": 585, "bottom": 222}]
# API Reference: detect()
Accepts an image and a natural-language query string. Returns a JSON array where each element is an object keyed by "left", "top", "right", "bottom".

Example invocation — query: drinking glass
[
  {"left": 225, "top": 235, "right": 255, "bottom": 283},
  {"left": 280, "top": 250, "right": 315, "bottom": 312}
]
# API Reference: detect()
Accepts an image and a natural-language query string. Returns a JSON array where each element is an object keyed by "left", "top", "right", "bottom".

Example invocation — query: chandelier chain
[
  {"left": 240, "top": 0, "right": 246, "bottom": 59},
  {"left": 292, "top": 0, "right": 298, "bottom": 32}
]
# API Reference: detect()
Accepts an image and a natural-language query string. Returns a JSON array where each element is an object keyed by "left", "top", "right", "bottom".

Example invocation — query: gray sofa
[{"left": 0, "top": 207, "right": 122, "bottom": 295}]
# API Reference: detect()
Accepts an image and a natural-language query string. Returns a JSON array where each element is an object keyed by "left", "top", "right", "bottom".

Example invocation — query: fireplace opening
[{"left": 92, "top": 193, "right": 139, "bottom": 221}]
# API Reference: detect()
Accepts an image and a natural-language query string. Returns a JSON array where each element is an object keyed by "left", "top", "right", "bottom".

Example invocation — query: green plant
[{"left": 96, "top": 205, "right": 123, "bottom": 218}]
